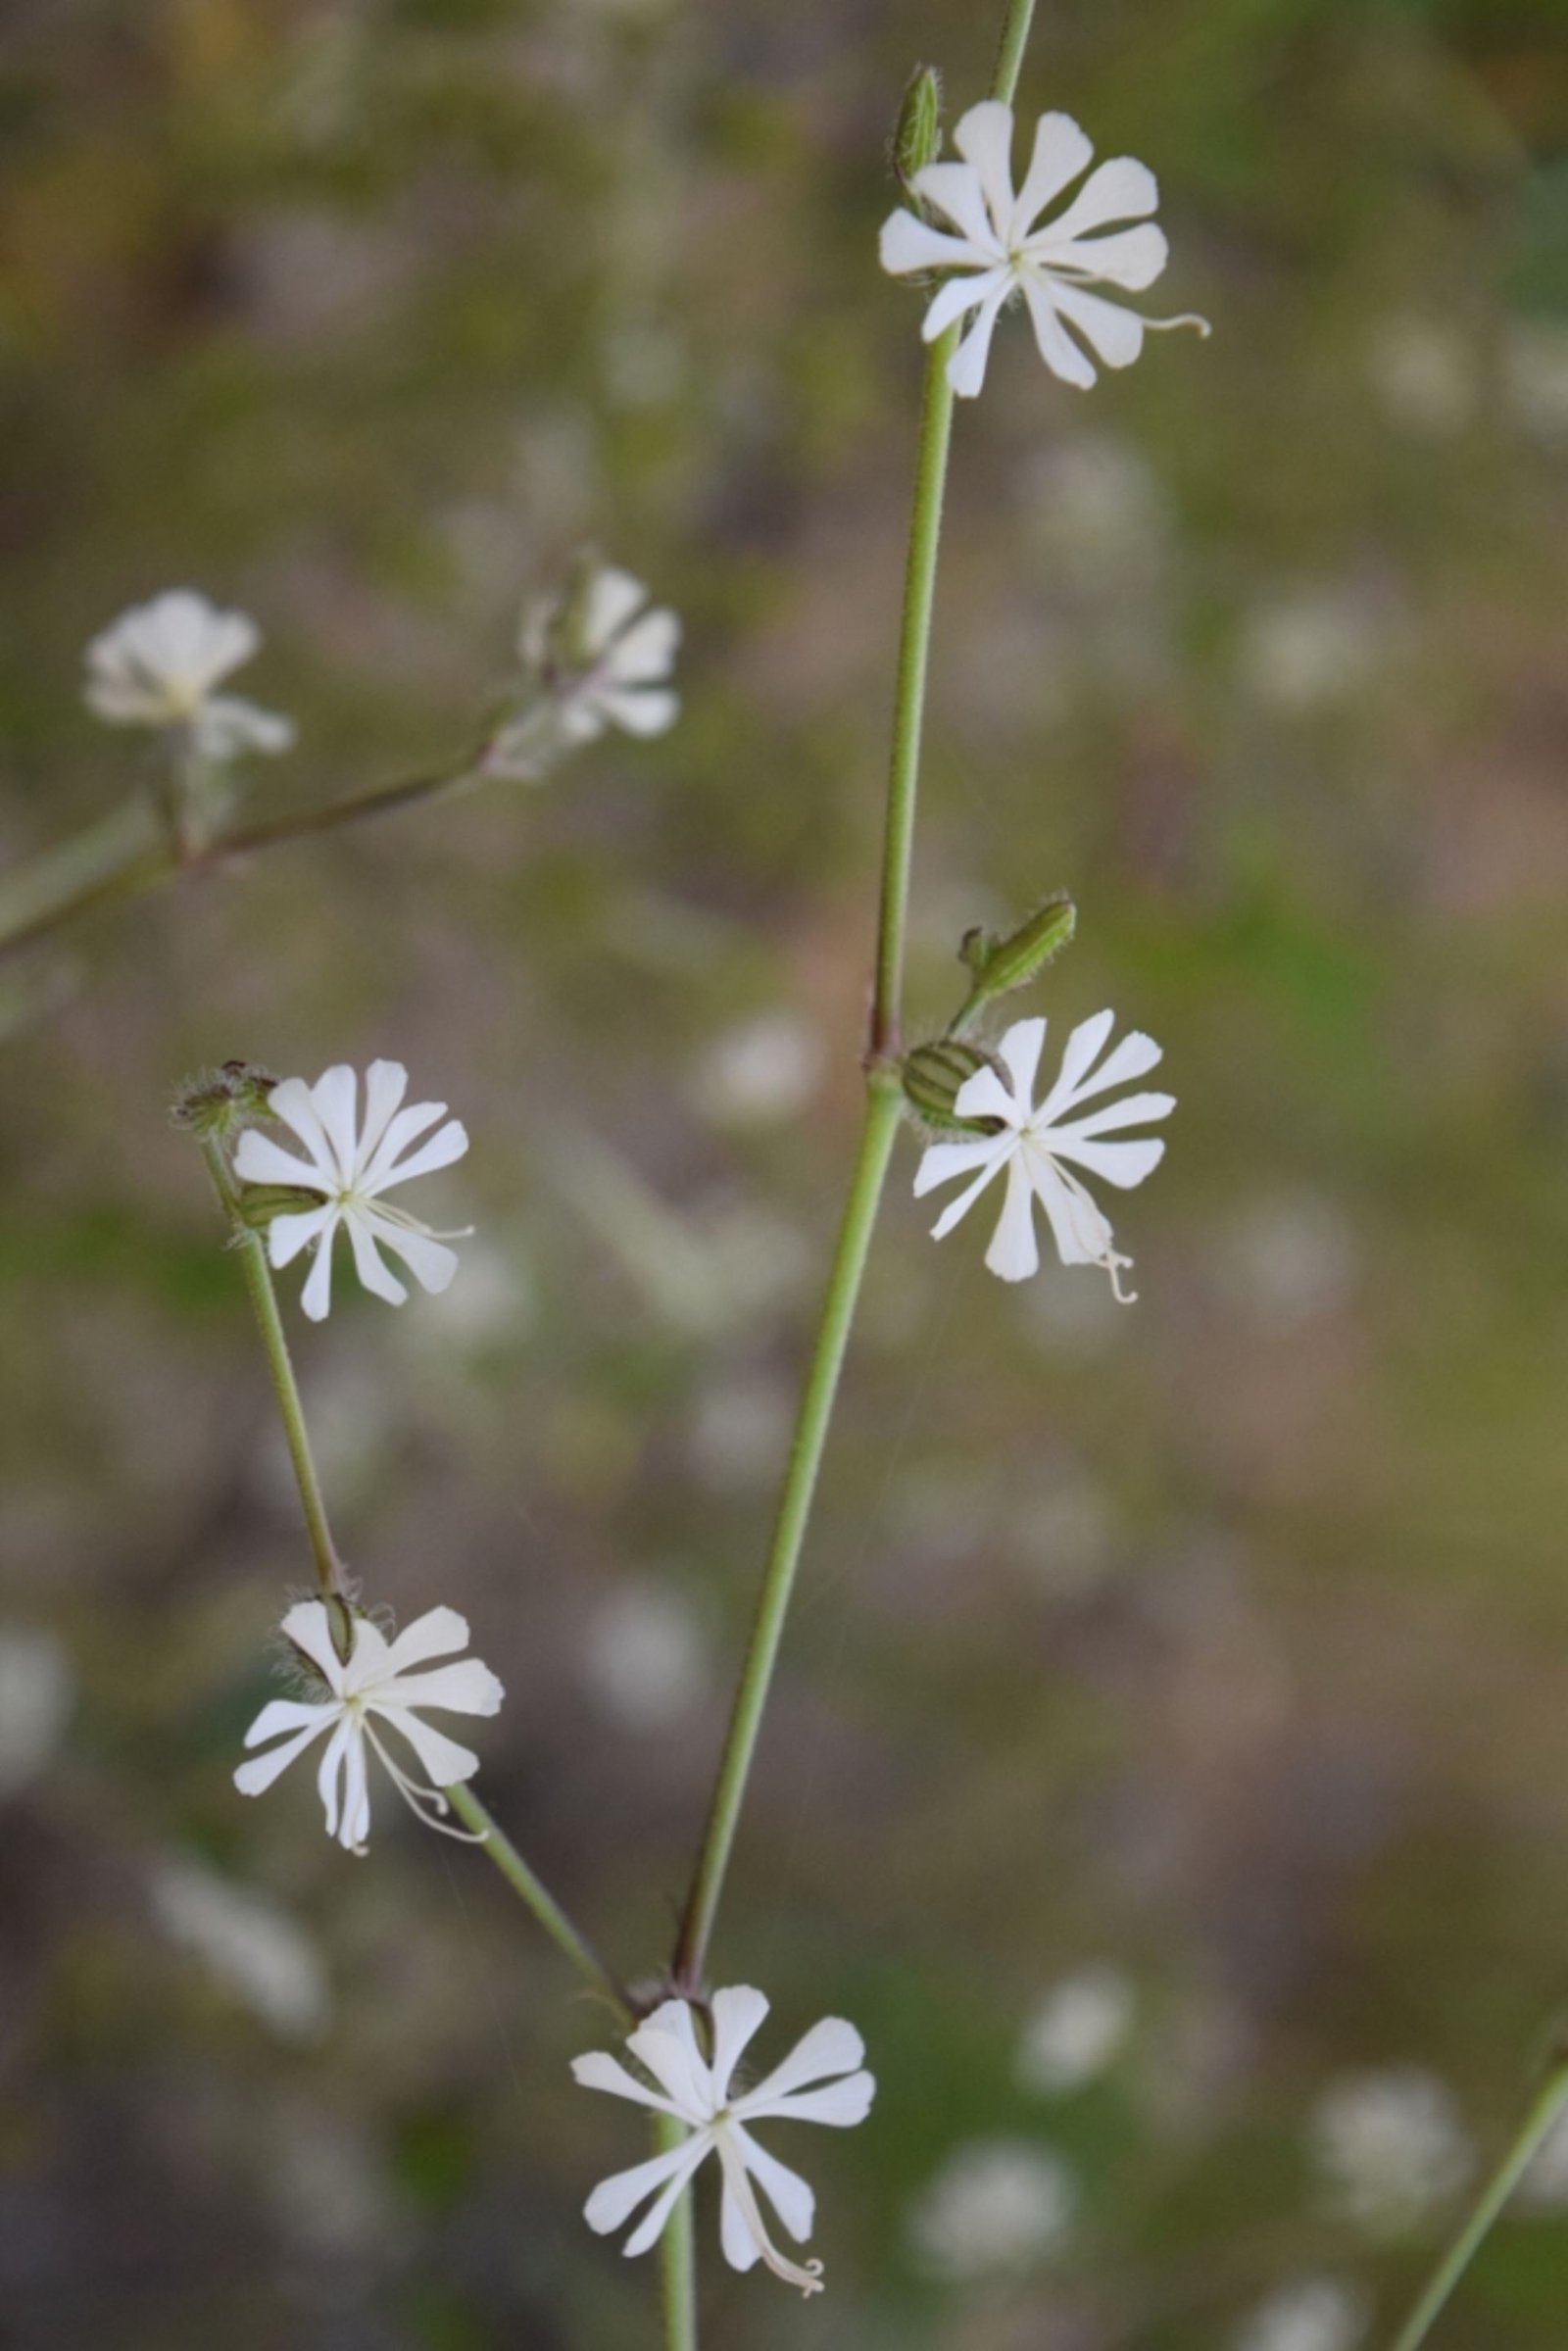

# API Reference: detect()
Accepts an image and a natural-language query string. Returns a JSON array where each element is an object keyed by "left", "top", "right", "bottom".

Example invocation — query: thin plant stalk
[
  {"left": 1384, "top": 2055, "right": 1568, "bottom": 2351},
  {"left": 655, "top": 2111, "right": 698, "bottom": 2351},
  {"left": 202, "top": 1140, "right": 624, "bottom": 2013},
  {"left": 670, "top": 0, "right": 1040, "bottom": 1999}
]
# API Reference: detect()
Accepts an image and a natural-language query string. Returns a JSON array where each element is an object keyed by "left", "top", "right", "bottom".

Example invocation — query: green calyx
[
  {"left": 901, "top": 1039, "right": 1003, "bottom": 1134},
  {"left": 892, "top": 65, "right": 943, "bottom": 191},
  {"left": 172, "top": 1059, "right": 277, "bottom": 1141},
  {"left": 947, "top": 895, "right": 1077, "bottom": 1038}
]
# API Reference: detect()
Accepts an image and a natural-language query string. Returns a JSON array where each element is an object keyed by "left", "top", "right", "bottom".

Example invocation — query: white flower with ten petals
[
  {"left": 914, "top": 1011, "right": 1173, "bottom": 1297},
  {"left": 84, "top": 588, "right": 295, "bottom": 759},
  {"left": 234, "top": 1601, "right": 503, "bottom": 1854},
  {"left": 880, "top": 100, "right": 1208, "bottom": 398},
  {"left": 573, "top": 1985, "right": 875, "bottom": 2296},
  {"left": 234, "top": 1060, "right": 470, "bottom": 1322}
]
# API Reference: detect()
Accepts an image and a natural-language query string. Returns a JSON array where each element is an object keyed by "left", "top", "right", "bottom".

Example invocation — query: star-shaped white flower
[
  {"left": 573, "top": 1986, "right": 875, "bottom": 2296},
  {"left": 233, "top": 1060, "right": 470, "bottom": 1322},
  {"left": 914, "top": 1011, "right": 1173, "bottom": 1296},
  {"left": 234, "top": 1601, "right": 504, "bottom": 1854},
  {"left": 880, "top": 100, "right": 1208, "bottom": 397},
  {"left": 84, "top": 588, "right": 295, "bottom": 759},
  {"left": 531, "top": 563, "right": 680, "bottom": 741}
]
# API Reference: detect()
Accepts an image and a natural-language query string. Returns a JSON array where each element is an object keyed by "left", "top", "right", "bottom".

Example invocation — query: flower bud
[
  {"left": 892, "top": 65, "right": 943, "bottom": 192},
  {"left": 902, "top": 1039, "right": 1003, "bottom": 1133},
  {"left": 948, "top": 896, "right": 1077, "bottom": 1037},
  {"left": 172, "top": 1060, "right": 277, "bottom": 1141}
]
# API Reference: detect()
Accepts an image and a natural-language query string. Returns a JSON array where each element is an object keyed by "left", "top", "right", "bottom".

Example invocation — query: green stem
[
  {"left": 201, "top": 1139, "right": 344, "bottom": 1600},
  {"left": 445, "top": 1784, "right": 632, "bottom": 2023},
  {"left": 655, "top": 2111, "right": 698, "bottom": 2351},
  {"left": 668, "top": 0, "right": 1040, "bottom": 2000},
  {"left": 1385, "top": 2056, "right": 1568, "bottom": 2351},
  {"left": 669, "top": 1078, "right": 903, "bottom": 1993}
]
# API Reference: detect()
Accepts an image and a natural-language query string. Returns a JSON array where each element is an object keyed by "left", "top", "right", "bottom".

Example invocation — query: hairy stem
[
  {"left": 667, "top": 0, "right": 1040, "bottom": 2007},
  {"left": 1385, "top": 2055, "right": 1568, "bottom": 2351},
  {"left": 202, "top": 1138, "right": 344, "bottom": 1600}
]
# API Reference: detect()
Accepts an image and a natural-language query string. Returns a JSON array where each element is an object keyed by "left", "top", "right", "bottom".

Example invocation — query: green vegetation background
[{"left": 2, "top": 0, "right": 1567, "bottom": 2343}]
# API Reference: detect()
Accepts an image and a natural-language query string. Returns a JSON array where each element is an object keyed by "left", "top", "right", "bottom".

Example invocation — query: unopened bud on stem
[
  {"left": 891, "top": 65, "right": 943, "bottom": 192},
  {"left": 172, "top": 1060, "right": 277, "bottom": 1142},
  {"left": 947, "top": 896, "right": 1077, "bottom": 1038}
]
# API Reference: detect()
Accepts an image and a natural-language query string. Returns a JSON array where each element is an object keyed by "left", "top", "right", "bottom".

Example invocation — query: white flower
[
  {"left": 234, "top": 1600, "right": 503, "bottom": 1854},
  {"left": 1235, "top": 2278, "right": 1369, "bottom": 2351},
  {"left": 1311, "top": 2069, "right": 1473, "bottom": 2237},
  {"left": 907, "top": 2137, "right": 1076, "bottom": 2279},
  {"left": 572, "top": 1985, "right": 875, "bottom": 2296},
  {"left": 880, "top": 100, "right": 1208, "bottom": 397},
  {"left": 234, "top": 1060, "right": 470, "bottom": 1322},
  {"left": 1016, "top": 1965, "right": 1135, "bottom": 2095},
  {"left": 153, "top": 1857, "right": 329, "bottom": 2040},
  {"left": 520, "top": 563, "right": 680, "bottom": 745},
  {"left": 913, "top": 1011, "right": 1173, "bottom": 1296},
  {"left": 84, "top": 588, "right": 295, "bottom": 759}
]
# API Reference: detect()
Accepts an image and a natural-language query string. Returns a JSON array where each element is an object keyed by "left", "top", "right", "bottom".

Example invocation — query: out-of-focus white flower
[
  {"left": 0, "top": 1625, "right": 74, "bottom": 1798},
  {"left": 913, "top": 1012, "right": 1173, "bottom": 1294},
  {"left": 1235, "top": 2278, "right": 1369, "bottom": 2351},
  {"left": 153, "top": 1857, "right": 329, "bottom": 2040},
  {"left": 1311, "top": 2070, "right": 1474, "bottom": 2236},
  {"left": 1364, "top": 316, "right": 1476, "bottom": 439},
  {"left": 235, "top": 1601, "right": 503, "bottom": 1854},
  {"left": 1505, "top": 319, "right": 1568, "bottom": 444},
  {"left": 84, "top": 589, "right": 295, "bottom": 759},
  {"left": 1240, "top": 588, "right": 1385, "bottom": 711},
  {"left": 582, "top": 1581, "right": 708, "bottom": 1731},
  {"left": 573, "top": 1986, "right": 874, "bottom": 2295},
  {"left": 234, "top": 1060, "right": 470, "bottom": 1322},
  {"left": 690, "top": 1012, "right": 825, "bottom": 1129},
  {"left": 907, "top": 2138, "right": 1076, "bottom": 2279},
  {"left": 880, "top": 100, "right": 1207, "bottom": 398},
  {"left": 1016, "top": 1966, "right": 1135, "bottom": 2095},
  {"left": 517, "top": 563, "right": 680, "bottom": 746}
]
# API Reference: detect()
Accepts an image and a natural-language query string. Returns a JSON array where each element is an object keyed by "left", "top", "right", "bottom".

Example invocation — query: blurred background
[{"left": 2, "top": 0, "right": 1568, "bottom": 2345}]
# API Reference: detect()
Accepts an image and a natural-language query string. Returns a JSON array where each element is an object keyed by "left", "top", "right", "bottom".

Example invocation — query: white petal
[
  {"left": 298, "top": 1231, "right": 337, "bottom": 1321},
  {"left": 710, "top": 1986, "right": 771, "bottom": 2103},
  {"left": 605, "top": 607, "right": 679, "bottom": 687},
  {"left": 996, "top": 1016, "right": 1049, "bottom": 1104},
  {"left": 315, "top": 1716, "right": 354, "bottom": 1840},
  {"left": 1021, "top": 275, "right": 1099, "bottom": 388},
  {"left": 1032, "top": 1157, "right": 1115, "bottom": 1267},
  {"left": 947, "top": 279, "right": 1011, "bottom": 398},
  {"left": 920, "top": 265, "right": 1010, "bottom": 345},
  {"left": 952, "top": 99, "right": 1017, "bottom": 237},
  {"left": 308, "top": 1066, "right": 360, "bottom": 1186},
  {"left": 371, "top": 1706, "right": 481, "bottom": 1789},
  {"left": 357, "top": 1099, "right": 445, "bottom": 1188},
  {"left": 1011, "top": 110, "right": 1095, "bottom": 237},
  {"left": 233, "top": 1717, "right": 329, "bottom": 1796},
  {"left": 265, "top": 1204, "right": 334, "bottom": 1270},
  {"left": 1043, "top": 221, "right": 1168, "bottom": 292},
  {"left": 879, "top": 209, "right": 991, "bottom": 277},
  {"left": 279, "top": 1600, "right": 349, "bottom": 1691},
  {"left": 1046, "top": 154, "right": 1159, "bottom": 242},
  {"left": 357, "top": 1060, "right": 410, "bottom": 1167},
  {"left": 910, "top": 159, "right": 1001, "bottom": 254},
  {"left": 378, "top": 1605, "right": 472, "bottom": 1676},
  {"left": 241, "top": 1697, "right": 335, "bottom": 1749},
  {"left": 265, "top": 1078, "right": 337, "bottom": 1181},
  {"left": 571, "top": 2051, "right": 682, "bottom": 2116},
  {"left": 582, "top": 565, "right": 649, "bottom": 654},
  {"left": 584, "top": 2134, "right": 704, "bottom": 2238},
  {"left": 927, "top": 1138, "right": 1014, "bottom": 1240},
  {"left": 952, "top": 1061, "right": 1027, "bottom": 1125},
  {"left": 592, "top": 685, "right": 680, "bottom": 738},
  {"left": 195, "top": 696, "right": 293, "bottom": 759},
  {"left": 340, "top": 1722, "right": 371, "bottom": 1850},
  {"left": 1046, "top": 1088, "right": 1174, "bottom": 1141},
  {"left": 744, "top": 2072, "right": 876, "bottom": 2130},
  {"left": 720, "top": 2179, "right": 762, "bottom": 2271},
  {"left": 626, "top": 2009, "right": 712, "bottom": 2119},
  {"left": 1038, "top": 1017, "right": 1158, "bottom": 1120},
  {"left": 621, "top": 2137, "right": 711, "bottom": 2258},
  {"left": 347, "top": 1212, "right": 410, "bottom": 1306},
  {"left": 1048, "top": 1134, "right": 1165, "bottom": 1189},
  {"left": 912, "top": 1136, "right": 1005, "bottom": 1200},
  {"left": 366, "top": 1115, "right": 467, "bottom": 1194},
  {"left": 739, "top": 2016, "right": 865, "bottom": 2107},
  {"left": 985, "top": 1153, "right": 1041, "bottom": 1282},
  {"left": 733, "top": 2127, "right": 815, "bottom": 2239},
  {"left": 377, "top": 1658, "right": 505, "bottom": 1718},
  {"left": 1047, "top": 278, "right": 1147, "bottom": 371},
  {"left": 233, "top": 1131, "right": 329, "bottom": 1193},
  {"left": 356, "top": 1210, "right": 459, "bottom": 1298}
]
